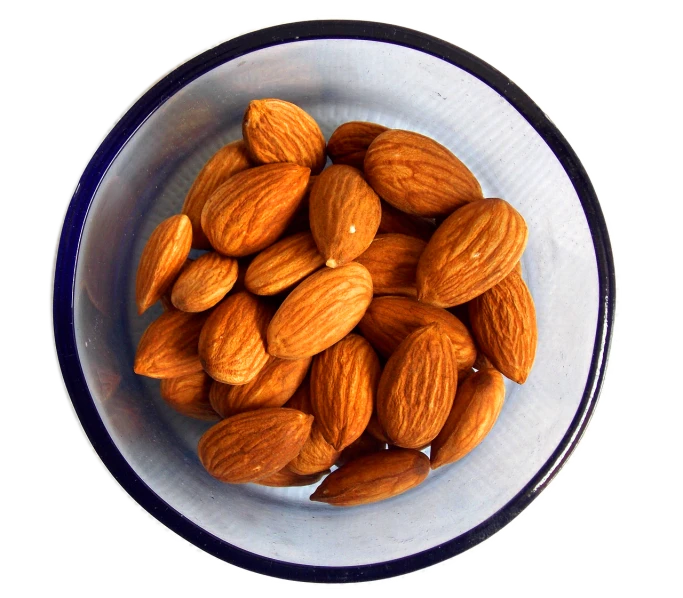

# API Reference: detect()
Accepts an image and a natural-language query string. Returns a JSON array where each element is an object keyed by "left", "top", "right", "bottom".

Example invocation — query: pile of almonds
[{"left": 133, "top": 98, "right": 537, "bottom": 507}]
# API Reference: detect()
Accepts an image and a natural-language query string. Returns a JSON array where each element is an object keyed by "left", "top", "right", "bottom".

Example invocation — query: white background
[{"left": 2, "top": 1, "right": 681, "bottom": 595}]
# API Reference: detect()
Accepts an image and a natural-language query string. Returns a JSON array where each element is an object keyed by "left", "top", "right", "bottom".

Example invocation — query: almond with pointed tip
[
  {"left": 160, "top": 371, "right": 219, "bottom": 421},
  {"left": 377, "top": 200, "right": 436, "bottom": 241},
  {"left": 171, "top": 252, "right": 238, "bottom": 312},
  {"left": 327, "top": 121, "right": 389, "bottom": 169}
]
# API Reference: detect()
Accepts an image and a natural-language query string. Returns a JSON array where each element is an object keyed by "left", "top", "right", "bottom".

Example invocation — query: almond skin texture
[
  {"left": 201, "top": 163, "right": 310, "bottom": 257},
  {"left": 159, "top": 372, "right": 219, "bottom": 421},
  {"left": 244, "top": 232, "right": 325, "bottom": 296},
  {"left": 431, "top": 368, "right": 505, "bottom": 468},
  {"left": 468, "top": 270, "right": 537, "bottom": 384},
  {"left": 327, "top": 121, "right": 389, "bottom": 169},
  {"left": 378, "top": 200, "right": 436, "bottom": 241},
  {"left": 310, "top": 334, "right": 381, "bottom": 450},
  {"left": 417, "top": 198, "right": 528, "bottom": 307},
  {"left": 287, "top": 426, "right": 341, "bottom": 476},
  {"left": 364, "top": 129, "right": 483, "bottom": 217},
  {"left": 377, "top": 324, "right": 457, "bottom": 449},
  {"left": 358, "top": 296, "right": 476, "bottom": 371},
  {"left": 198, "top": 292, "right": 274, "bottom": 384},
  {"left": 309, "top": 165, "right": 381, "bottom": 268},
  {"left": 310, "top": 449, "right": 429, "bottom": 506},
  {"left": 135, "top": 214, "right": 192, "bottom": 314},
  {"left": 209, "top": 355, "right": 311, "bottom": 418},
  {"left": 356, "top": 234, "right": 426, "bottom": 297},
  {"left": 181, "top": 141, "right": 252, "bottom": 249},
  {"left": 336, "top": 433, "right": 387, "bottom": 467},
  {"left": 198, "top": 408, "right": 313, "bottom": 483},
  {"left": 171, "top": 252, "right": 238, "bottom": 312},
  {"left": 242, "top": 99, "right": 326, "bottom": 174},
  {"left": 267, "top": 262, "right": 373, "bottom": 359},
  {"left": 134, "top": 310, "right": 207, "bottom": 379},
  {"left": 255, "top": 468, "right": 327, "bottom": 487}
]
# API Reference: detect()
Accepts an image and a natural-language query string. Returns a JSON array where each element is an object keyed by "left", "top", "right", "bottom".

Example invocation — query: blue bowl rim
[{"left": 53, "top": 20, "right": 615, "bottom": 584}]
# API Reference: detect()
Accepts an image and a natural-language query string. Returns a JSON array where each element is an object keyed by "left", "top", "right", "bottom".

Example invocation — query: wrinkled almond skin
[
  {"left": 431, "top": 368, "right": 505, "bottom": 468},
  {"left": 309, "top": 165, "right": 381, "bottom": 268},
  {"left": 198, "top": 408, "right": 313, "bottom": 483},
  {"left": 356, "top": 234, "right": 426, "bottom": 297},
  {"left": 310, "top": 334, "right": 380, "bottom": 450},
  {"left": 336, "top": 433, "right": 387, "bottom": 468},
  {"left": 135, "top": 214, "right": 192, "bottom": 315},
  {"left": 378, "top": 200, "right": 436, "bottom": 241},
  {"left": 327, "top": 121, "right": 389, "bottom": 169},
  {"left": 208, "top": 355, "right": 311, "bottom": 418},
  {"left": 469, "top": 270, "right": 537, "bottom": 384},
  {"left": 134, "top": 310, "right": 207, "bottom": 379},
  {"left": 201, "top": 163, "right": 310, "bottom": 257},
  {"left": 171, "top": 252, "right": 238, "bottom": 312},
  {"left": 267, "top": 262, "right": 373, "bottom": 359},
  {"left": 198, "top": 292, "right": 274, "bottom": 384},
  {"left": 310, "top": 449, "right": 429, "bottom": 506},
  {"left": 358, "top": 295, "right": 476, "bottom": 371},
  {"left": 181, "top": 141, "right": 252, "bottom": 249},
  {"left": 244, "top": 232, "right": 325, "bottom": 296},
  {"left": 417, "top": 198, "right": 528, "bottom": 307},
  {"left": 255, "top": 468, "right": 327, "bottom": 487},
  {"left": 377, "top": 324, "right": 457, "bottom": 449},
  {"left": 159, "top": 371, "right": 219, "bottom": 421},
  {"left": 287, "top": 426, "right": 341, "bottom": 475},
  {"left": 242, "top": 99, "right": 326, "bottom": 174},
  {"left": 364, "top": 129, "right": 483, "bottom": 217}
]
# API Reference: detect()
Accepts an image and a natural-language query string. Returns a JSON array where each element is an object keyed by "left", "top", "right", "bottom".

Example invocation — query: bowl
[{"left": 53, "top": 21, "right": 615, "bottom": 582}]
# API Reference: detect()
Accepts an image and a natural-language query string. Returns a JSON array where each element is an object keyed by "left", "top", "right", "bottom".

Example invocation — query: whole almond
[
  {"left": 469, "top": 270, "right": 537, "bottom": 383},
  {"left": 358, "top": 295, "right": 476, "bottom": 371},
  {"left": 336, "top": 433, "right": 387, "bottom": 468},
  {"left": 267, "top": 262, "right": 373, "bottom": 359},
  {"left": 242, "top": 99, "right": 326, "bottom": 174},
  {"left": 198, "top": 292, "right": 274, "bottom": 384},
  {"left": 431, "top": 368, "right": 505, "bottom": 468},
  {"left": 171, "top": 252, "right": 238, "bottom": 312},
  {"left": 310, "top": 334, "right": 380, "bottom": 450},
  {"left": 244, "top": 232, "right": 325, "bottom": 296},
  {"left": 378, "top": 200, "right": 436, "bottom": 241},
  {"left": 198, "top": 408, "right": 313, "bottom": 483},
  {"left": 416, "top": 198, "right": 528, "bottom": 307},
  {"left": 356, "top": 233, "right": 426, "bottom": 297},
  {"left": 181, "top": 141, "right": 252, "bottom": 249},
  {"left": 364, "top": 129, "right": 483, "bottom": 217},
  {"left": 310, "top": 449, "right": 429, "bottom": 506},
  {"left": 309, "top": 164, "right": 381, "bottom": 268},
  {"left": 134, "top": 310, "right": 207, "bottom": 379},
  {"left": 201, "top": 163, "right": 310, "bottom": 257},
  {"left": 135, "top": 214, "right": 192, "bottom": 314},
  {"left": 327, "top": 121, "right": 389, "bottom": 169},
  {"left": 255, "top": 467, "right": 327, "bottom": 488},
  {"left": 377, "top": 324, "right": 457, "bottom": 449},
  {"left": 159, "top": 371, "right": 219, "bottom": 421},
  {"left": 287, "top": 426, "right": 341, "bottom": 476}
]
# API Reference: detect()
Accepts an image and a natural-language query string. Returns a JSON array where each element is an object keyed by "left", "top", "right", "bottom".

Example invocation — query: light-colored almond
[
  {"left": 377, "top": 200, "right": 436, "bottom": 240},
  {"left": 170, "top": 252, "right": 238, "bottom": 312},
  {"left": 159, "top": 372, "right": 219, "bottom": 421},
  {"left": 327, "top": 121, "right": 389, "bottom": 169}
]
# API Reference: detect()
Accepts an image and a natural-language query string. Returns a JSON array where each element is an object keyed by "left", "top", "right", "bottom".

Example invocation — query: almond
[
  {"left": 310, "top": 334, "right": 380, "bottom": 450},
  {"left": 364, "top": 129, "right": 483, "bottom": 217},
  {"left": 181, "top": 141, "right": 252, "bottom": 249},
  {"left": 201, "top": 163, "right": 310, "bottom": 257},
  {"left": 365, "top": 411, "right": 390, "bottom": 443},
  {"left": 160, "top": 258, "right": 194, "bottom": 311},
  {"left": 159, "top": 371, "right": 219, "bottom": 421},
  {"left": 431, "top": 368, "right": 505, "bottom": 468},
  {"left": 378, "top": 200, "right": 436, "bottom": 241},
  {"left": 170, "top": 252, "right": 238, "bottom": 312},
  {"left": 356, "top": 233, "right": 426, "bottom": 297},
  {"left": 244, "top": 232, "right": 325, "bottom": 296},
  {"left": 468, "top": 270, "right": 537, "bottom": 383},
  {"left": 267, "top": 262, "right": 373, "bottom": 359},
  {"left": 134, "top": 310, "right": 207, "bottom": 379},
  {"left": 198, "top": 292, "right": 274, "bottom": 384},
  {"left": 135, "top": 214, "right": 192, "bottom": 314},
  {"left": 327, "top": 121, "right": 389, "bottom": 169},
  {"left": 357, "top": 295, "right": 476, "bottom": 371},
  {"left": 287, "top": 426, "right": 341, "bottom": 476},
  {"left": 198, "top": 408, "right": 313, "bottom": 483},
  {"left": 310, "top": 448, "right": 429, "bottom": 506},
  {"left": 208, "top": 355, "right": 311, "bottom": 417},
  {"left": 255, "top": 468, "right": 327, "bottom": 487},
  {"left": 242, "top": 99, "right": 326, "bottom": 174},
  {"left": 283, "top": 377, "right": 312, "bottom": 413},
  {"left": 416, "top": 198, "right": 528, "bottom": 307},
  {"left": 309, "top": 165, "right": 381, "bottom": 268},
  {"left": 376, "top": 324, "right": 457, "bottom": 449},
  {"left": 336, "top": 433, "right": 387, "bottom": 468}
]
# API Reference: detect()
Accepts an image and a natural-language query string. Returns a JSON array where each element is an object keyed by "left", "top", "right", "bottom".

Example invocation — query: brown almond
[
  {"left": 283, "top": 377, "right": 313, "bottom": 413},
  {"left": 287, "top": 426, "right": 341, "bottom": 476},
  {"left": 431, "top": 368, "right": 505, "bottom": 468},
  {"left": 135, "top": 214, "right": 192, "bottom": 315},
  {"left": 255, "top": 468, "right": 327, "bottom": 487},
  {"left": 170, "top": 252, "right": 238, "bottom": 312},
  {"left": 378, "top": 200, "right": 436, "bottom": 241},
  {"left": 416, "top": 198, "right": 528, "bottom": 307},
  {"left": 365, "top": 411, "right": 390, "bottom": 443},
  {"left": 159, "top": 371, "right": 219, "bottom": 421},
  {"left": 327, "top": 121, "right": 389, "bottom": 168},
  {"left": 336, "top": 433, "right": 387, "bottom": 468},
  {"left": 267, "top": 262, "right": 373, "bottom": 359}
]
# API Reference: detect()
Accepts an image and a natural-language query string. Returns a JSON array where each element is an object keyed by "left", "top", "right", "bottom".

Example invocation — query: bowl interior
[{"left": 73, "top": 38, "right": 599, "bottom": 567}]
